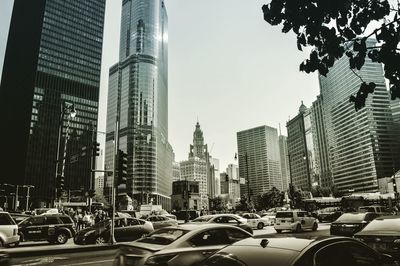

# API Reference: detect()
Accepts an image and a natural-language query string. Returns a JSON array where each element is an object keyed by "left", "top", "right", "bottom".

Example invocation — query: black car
[
  {"left": 330, "top": 212, "right": 380, "bottom": 237},
  {"left": 74, "top": 217, "right": 154, "bottom": 245},
  {"left": 199, "top": 236, "right": 398, "bottom": 266},
  {"left": 317, "top": 207, "right": 342, "bottom": 223},
  {"left": 18, "top": 214, "right": 76, "bottom": 244},
  {"left": 355, "top": 215, "right": 400, "bottom": 260}
]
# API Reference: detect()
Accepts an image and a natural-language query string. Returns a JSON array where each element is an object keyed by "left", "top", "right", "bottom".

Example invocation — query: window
[
  {"left": 297, "top": 212, "right": 305, "bottom": 218},
  {"left": 46, "top": 217, "right": 60, "bottom": 225},
  {"left": 0, "top": 213, "right": 15, "bottom": 225},
  {"left": 189, "top": 229, "right": 230, "bottom": 246},
  {"left": 225, "top": 228, "right": 250, "bottom": 243},
  {"left": 60, "top": 216, "right": 73, "bottom": 224},
  {"left": 313, "top": 242, "right": 387, "bottom": 266},
  {"left": 30, "top": 217, "right": 45, "bottom": 226},
  {"left": 127, "top": 218, "right": 139, "bottom": 226}
]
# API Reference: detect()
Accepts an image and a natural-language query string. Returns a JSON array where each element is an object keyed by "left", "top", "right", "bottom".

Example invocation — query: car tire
[
  {"left": 312, "top": 223, "right": 318, "bottom": 231},
  {"left": 55, "top": 232, "right": 68, "bottom": 244},
  {"left": 95, "top": 236, "right": 106, "bottom": 245},
  {"left": 275, "top": 229, "right": 282, "bottom": 233},
  {"left": 257, "top": 222, "right": 264, "bottom": 230},
  {"left": 295, "top": 224, "right": 302, "bottom": 233}
]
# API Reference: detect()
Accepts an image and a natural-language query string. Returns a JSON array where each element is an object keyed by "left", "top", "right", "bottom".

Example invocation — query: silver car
[
  {"left": 114, "top": 223, "right": 252, "bottom": 266},
  {"left": 0, "top": 212, "right": 19, "bottom": 247}
]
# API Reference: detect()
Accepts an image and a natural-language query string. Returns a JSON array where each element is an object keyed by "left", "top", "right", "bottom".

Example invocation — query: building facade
[
  {"left": 172, "top": 162, "right": 181, "bottom": 182},
  {"left": 278, "top": 135, "right": 290, "bottom": 191},
  {"left": 171, "top": 180, "right": 200, "bottom": 211},
  {"left": 319, "top": 39, "right": 400, "bottom": 192},
  {"left": 104, "top": 0, "right": 172, "bottom": 209},
  {"left": 0, "top": 0, "right": 106, "bottom": 206},
  {"left": 180, "top": 157, "right": 208, "bottom": 209},
  {"left": 236, "top": 125, "right": 282, "bottom": 202},
  {"left": 286, "top": 103, "right": 314, "bottom": 191}
]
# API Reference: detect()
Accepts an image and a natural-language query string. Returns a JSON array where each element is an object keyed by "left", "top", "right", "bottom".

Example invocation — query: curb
[{"left": 4, "top": 243, "right": 121, "bottom": 258}]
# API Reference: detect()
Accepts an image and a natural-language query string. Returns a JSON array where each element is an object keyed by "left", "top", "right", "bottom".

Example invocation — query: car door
[
  {"left": 297, "top": 212, "right": 307, "bottom": 228},
  {"left": 23, "top": 216, "right": 47, "bottom": 241},
  {"left": 124, "top": 218, "right": 143, "bottom": 241},
  {"left": 113, "top": 218, "right": 125, "bottom": 242}
]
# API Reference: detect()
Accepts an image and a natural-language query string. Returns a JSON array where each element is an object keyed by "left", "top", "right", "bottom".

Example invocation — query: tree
[
  {"left": 209, "top": 196, "right": 227, "bottom": 212},
  {"left": 262, "top": 0, "right": 400, "bottom": 110},
  {"left": 310, "top": 185, "right": 332, "bottom": 197},
  {"left": 288, "top": 183, "right": 304, "bottom": 209},
  {"left": 235, "top": 195, "right": 253, "bottom": 211},
  {"left": 256, "top": 187, "right": 284, "bottom": 210}
]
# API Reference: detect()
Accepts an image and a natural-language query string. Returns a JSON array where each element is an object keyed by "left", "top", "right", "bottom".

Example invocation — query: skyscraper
[
  {"left": 0, "top": 0, "right": 105, "bottom": 205},
  {"left": 105, "top": 0, "right": 172, "bottom": 209},
  {"left": 237, "top": 125, "right": 282, "bottom": 201},
  {"left": 278, "top": 135, "right": 290, "bottom": 191},
  {"left": 319, "top": 39, "right": 400, "bottom": 192}
]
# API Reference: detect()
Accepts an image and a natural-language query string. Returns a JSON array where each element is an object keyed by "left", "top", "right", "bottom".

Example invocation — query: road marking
[
  {"left": 15, "top": 257, "right": 68, "bottom": 266},
  {"left": 59, "top": 259, "right": 114, "bottom": 266}
]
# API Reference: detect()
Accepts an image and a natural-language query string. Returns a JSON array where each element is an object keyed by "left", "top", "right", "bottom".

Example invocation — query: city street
[{"left": 8, "top": 223, "right": 331, "bottom": 266}]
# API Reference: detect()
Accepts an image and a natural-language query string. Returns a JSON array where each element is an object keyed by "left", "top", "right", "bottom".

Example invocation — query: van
[
  {"left": 358, "top": 205, "right": 387, "bottom": 215},
  {"left": 274, "top": 210, "right": 318, "bottom": 233},
  {"left": 0, "top": 212, "right": 19, "bottom": 247}
]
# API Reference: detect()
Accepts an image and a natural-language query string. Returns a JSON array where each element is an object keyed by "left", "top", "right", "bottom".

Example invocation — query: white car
[
  {"left": 0, "top": 212, "right": 19, "bottom": 247},
  {"left": 241, "top": 213, "right": 270, "bottom": 229},
  {"left": 260, "top": 212, "right": 276, "bottom": 225},
  {"left": 274, "top": 210, "right": 318, "bottom": 233}
]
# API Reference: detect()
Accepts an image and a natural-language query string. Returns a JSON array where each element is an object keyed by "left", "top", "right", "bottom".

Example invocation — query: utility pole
[
  {"left": 14, "top": 185, "right": 19, "bottom": 211},
  {"left": 24, "top": 185, "right": 34, "bottom": 211},
  {"left": 110, "top": 117, "right": 119, "bottom": 245}
]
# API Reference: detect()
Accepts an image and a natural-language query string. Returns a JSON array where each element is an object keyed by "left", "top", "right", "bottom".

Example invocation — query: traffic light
[
  {"left": 88, "top": 189, "right": 96, "bottom": 198},
  {"left": 56, "top": 174, "right": 64, "bottom": 191},
  {"left": 117, "top": 150, "right": 128, "bottom": 185},
  {"left": 92, "top": 141, "right": 100, "bottom": 157}
]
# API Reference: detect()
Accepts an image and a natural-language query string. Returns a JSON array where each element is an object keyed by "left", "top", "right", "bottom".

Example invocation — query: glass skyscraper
[
  {"left": 0, "top": 0, "right": 105, "bottom": 206},
  {"left": 105, "top": 0, "right": 173, "bottom": 210},
  {"left": 319, "top": 39, "right": 400, "bottom": 192}
]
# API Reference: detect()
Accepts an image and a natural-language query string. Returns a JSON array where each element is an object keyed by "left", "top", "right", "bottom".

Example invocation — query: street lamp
[
  {"left": 234, "top": 152, "right": 251, "bottom": 205},
  {"left": 54, "top": 102, "right": 76, "bottom": 207},
  {"left": 23, "top": 185, "right": 35, "bottom": 211}
]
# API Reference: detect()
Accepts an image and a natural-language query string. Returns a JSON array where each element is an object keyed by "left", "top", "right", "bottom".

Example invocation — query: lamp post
[
  {"left": 234, "top": 152, "right": 251, "bottom": 205},
  {"left": 54, "top": 102, "right": 76, "bottom": 207},
  {"left": 23, "top": 185, "right": 34, "bottom": 211}
]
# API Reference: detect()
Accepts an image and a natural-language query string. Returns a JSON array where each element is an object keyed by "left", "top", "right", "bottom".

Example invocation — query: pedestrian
[{"left": 77, "top": 211, "right": 83, "bottom": 231}]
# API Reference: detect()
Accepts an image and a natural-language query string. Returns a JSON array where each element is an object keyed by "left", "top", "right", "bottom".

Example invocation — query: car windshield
[
  {"left": 275, "top": 212, "right": 293, "bottom": 218},
  {"left": 335, "top": 213, "right": 366, "bottom": 222},
  {"left": 93, "top": 219, "right": 111, "bottom": 229},
  {"left": 137, "top": 228, "right": 189, "bottom": 245},
  {"left": 192, "top": 216, "right": 213, "bottom": 222},
  {"left": 361, "top": 218, "right": 400, "bottom": 232}
]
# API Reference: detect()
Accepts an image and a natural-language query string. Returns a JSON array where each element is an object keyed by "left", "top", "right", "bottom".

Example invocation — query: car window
[
  {"left": 297, "top": 212, "right": 305, "bottom": 218},
  {"left": 127, "top": 218, "right": 140, "bottom": 226},
  {"left": 30, "top": 216, "right": 45, "bottom": 225},
  {"left": 314, "top": 242, "right": 382, "bottom": 266},
  {"left": 189, "top": 229, "right": 231, "bottom": 246},
  {"left": 276, "top": 212, "right": 293, "bottom": 218},
  {"left": 60, "top": 216, "right": 73, "bottom": 224},
  {"left": 224, "top": 228, "right": 250, "bottom": 243},
  {"left": 242, "top": 214, "right": 250, "bottom": 219},
  {"left": 0, "top": 213, "right": 15, "bottom": 225},
  {"left": 137, "top": 228, "right": 189, "bottom": 245},
  {"left": 45, "top": 216, "right": 59, "bottom": 225}
]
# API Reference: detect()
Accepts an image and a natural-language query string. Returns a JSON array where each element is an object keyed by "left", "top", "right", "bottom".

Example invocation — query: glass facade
[
  {"left": 0, "top": 0, "right": 105, "bottom": 205},
  {"left": 105, "top": 0, "right": 172, "bottom": 210},
  {"left": 237, "top": 125, "right": 282, "bottom": 201},
  {"left": 319, "top": 39, "right": 399, "bottom": 192}
]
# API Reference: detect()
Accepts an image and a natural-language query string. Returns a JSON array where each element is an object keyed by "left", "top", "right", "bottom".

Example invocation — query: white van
[
  {"left": 274, "top": 210, "right": 318, "bottom": 233},
  {"left": 0, "top": 212, "right": 19, "bottom": 247}
]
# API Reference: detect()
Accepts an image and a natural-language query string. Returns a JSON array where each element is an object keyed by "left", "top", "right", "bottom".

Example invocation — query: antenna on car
[{"left": 260, "top": 239, "right": 269, "bottom": 248}]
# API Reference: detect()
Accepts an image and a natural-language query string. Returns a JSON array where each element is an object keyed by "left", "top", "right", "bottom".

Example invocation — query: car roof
[
  {"left": 170, "top": 223, "right": 246, "bottom": 231},
  {"left": 375, "top": 215, "right": 400, "bottom": 220}
]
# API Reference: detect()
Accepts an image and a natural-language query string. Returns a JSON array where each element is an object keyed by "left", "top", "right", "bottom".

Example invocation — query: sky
[{"left": 0, "top": 0, "right": 319, "bottom": 171}]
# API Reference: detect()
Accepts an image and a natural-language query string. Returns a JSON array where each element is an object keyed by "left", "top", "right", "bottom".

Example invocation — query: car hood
[
  {"left": 76, "top": 227, "right": 96, "bottom": 236},
  {"left": 120, "top": 242, "right": 166, "bottom": 253}
]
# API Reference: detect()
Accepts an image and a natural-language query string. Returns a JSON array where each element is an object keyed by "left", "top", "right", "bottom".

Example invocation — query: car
[
  {"left": 191, "top": 214, "right": 253, "bottom": 234},
  {"left": 8, "top": 212, "right": 31, "bottom": 224},
  {"left": 330, "top": 212, "right": 380, "bottom": 237},
  {"left": 260, "top": 212, "right": 276, "bottom": 225},
  {"left": 146, "top": 215, "right": 178, "bottom": 230},
  {"left": 74, "top": 217, "right": 153, "bottom": 245},
  {"left": 114, "top": 223, "right": 253, "bottom": 266},
  {"left": 198, "top": 236, "right": 398, "bottom": 266},
  {"left": 354, "top": 215, "right": 400, "bottom": 259},
  {"left": 152, "top": 210, "right": 177, "bottom": 220},
  {"left": 316, "top": 207, "right": 342, "bottom": 223},
  {"left": 274, "top": 210, "right": 318, "bottom": 233},
  {"left": 18, "top": 214, "right": 75, "bottom": 244},
  {"left": 33, "top": 208, "right": 59, "bottom": 215},
  {"left": 0, "top": 212, "right": 19, "bottom": 248},
  {"left": 358, "top": 205, "right": 389, "bottom": 215},
  {"left": 241, "top": 213, "right": 270, "bottom": 229}
]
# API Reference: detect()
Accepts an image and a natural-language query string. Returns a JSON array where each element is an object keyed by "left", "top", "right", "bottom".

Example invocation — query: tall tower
[
  {"left": 105, "top": 0, "right": 173, "bottom": 210},
  {"left": 189, "top": 122, "right": 208, "bottom": 159},
  {"left": 0, "top": 0, "right": 106, "bottom": 205},
  {"left": 319, "top": 39, "right": 400, "bottom": 192},
  {"left": 237, "top": 125, "right": 282, "bottom": 201}
]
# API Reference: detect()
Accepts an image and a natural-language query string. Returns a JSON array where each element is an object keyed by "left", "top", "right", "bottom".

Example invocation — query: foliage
[
  {"left": 262, "top": 0, "right": 400, "bottom": 110},
  {"left": 209, "top": 196, "right": 227, "bottom": 212},
  {"left": 93, "top": 193, "right": 110, "bottom": 208},
  {"left": 310, "top": 185, "right": 332, "bottom": 197},
  {"left": 256, "top": 187, "right": 284, "bottom": 210},
  {"left": 288, "top": 183, "right": 304, "bottom": 209},
  {"left": 235, "top": 195, "right": 253, "bottom": 211}
]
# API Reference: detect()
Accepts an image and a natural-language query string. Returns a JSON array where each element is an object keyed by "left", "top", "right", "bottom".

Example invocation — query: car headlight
[
  {"left": 144, "top": 254, "right": 177, "bottom": 265},
  {"left": 84, "top": 230, "right": 95, "bottom": 237}
]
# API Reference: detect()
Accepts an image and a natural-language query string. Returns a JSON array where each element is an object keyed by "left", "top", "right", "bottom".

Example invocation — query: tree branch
[{"left": 350, "top": 68, "right": 364, "bottom": 82}]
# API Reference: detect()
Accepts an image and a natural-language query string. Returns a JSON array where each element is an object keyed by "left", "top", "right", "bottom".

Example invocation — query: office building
[
  {"left": 104, "top": 0, "right": 173, "bottom": 209},
  {"left": 180, "top": 157, "right": 208, "bottom": 209},
  {"left": 236, "top": 125, "right": 282, "bottom": 202},
  {"left": 278, "top": 135, "right": 290, "bottom": 190},
  {"left": 172, "top": 162, "right": 181, "bottom": 182},
  {"left": 0, "top": 0, "right": 106, "bottom": 206},
  {"left": 319, "top": 39, "right": 400, "bottom": 192}
]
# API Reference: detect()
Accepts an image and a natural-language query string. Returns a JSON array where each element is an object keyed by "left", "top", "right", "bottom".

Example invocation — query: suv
[
  {"left": 0, "top": 212, "right": 19, "bottom": 248},
  {"left": 274, "top": 210, "right": 318, "bottom": 233},
  {"left": 18, "top": 214, "right": 76, "bottom": 244}
]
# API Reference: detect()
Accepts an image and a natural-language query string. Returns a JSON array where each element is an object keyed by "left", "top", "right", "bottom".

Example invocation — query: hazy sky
[{"left": 0, "top": 0, "right": 319, "bottom": 170}]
